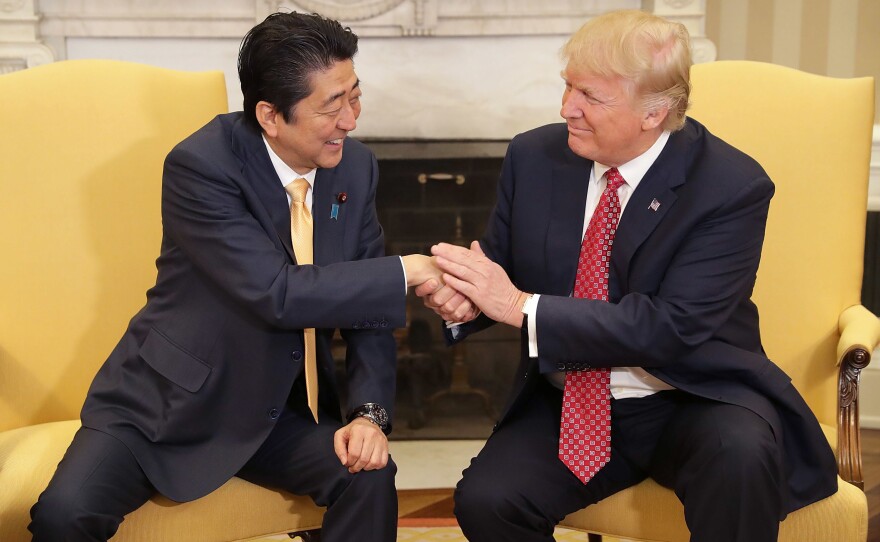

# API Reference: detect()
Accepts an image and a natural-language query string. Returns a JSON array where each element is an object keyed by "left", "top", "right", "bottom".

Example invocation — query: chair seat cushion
[
  {"left": 0, "top": 420, "right": 324, "bottom": 542},
  {"left": 560, "top": 423, "right": 865, "bottom": 542}
]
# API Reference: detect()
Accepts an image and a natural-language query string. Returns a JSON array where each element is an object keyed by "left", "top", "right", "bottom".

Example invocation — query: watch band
[{"left": 347, "top": 403, "right": 389, "bottom": 433}]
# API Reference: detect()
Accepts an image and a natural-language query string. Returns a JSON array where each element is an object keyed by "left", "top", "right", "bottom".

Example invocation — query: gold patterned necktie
[{"left": 285, "top": 178, "right": 319, "bottom": 423}]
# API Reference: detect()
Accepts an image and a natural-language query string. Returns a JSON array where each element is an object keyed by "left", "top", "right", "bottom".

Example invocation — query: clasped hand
[{"left": 413, "top": 241, "right": 525, "bottom": 328}]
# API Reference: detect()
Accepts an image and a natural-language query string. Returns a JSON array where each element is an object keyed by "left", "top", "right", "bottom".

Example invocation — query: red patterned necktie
[{"left": 558, "top": 167, "right": 626, "bottom": 484}]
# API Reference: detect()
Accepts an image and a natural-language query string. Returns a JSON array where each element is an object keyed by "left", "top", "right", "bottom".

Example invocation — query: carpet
[{"left": 271, "top": 524, "right": 622, "bottom": 541}]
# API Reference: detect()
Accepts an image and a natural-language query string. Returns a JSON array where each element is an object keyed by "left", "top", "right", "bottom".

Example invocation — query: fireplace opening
[{"left": 361, "top": 140, "right": 521, "bottom": 440}]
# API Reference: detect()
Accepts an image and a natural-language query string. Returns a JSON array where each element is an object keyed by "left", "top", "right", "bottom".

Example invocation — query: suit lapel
[
  {"left": 545, "top": 153, "right": 591, "bottom": 296},
  {"left": 610, "top": 126, "right": 694, "bottom": 294},
  {"left": 313, "top": 167, "right": 347, "bottom": 266},
  {"left": 231, "top": 118, "right": 296, "bottom": 262}
]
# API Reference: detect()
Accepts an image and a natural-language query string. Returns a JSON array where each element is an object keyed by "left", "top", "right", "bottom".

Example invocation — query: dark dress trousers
[
  {"left": 78, "top": 112, "right": 407, "bottom": 503},
  {"left": 449, "top": 119, "right": 837, "bottom": 520}
]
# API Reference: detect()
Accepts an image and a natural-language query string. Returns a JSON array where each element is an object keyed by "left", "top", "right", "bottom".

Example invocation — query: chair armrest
[
  {"left": 836, "top": 304, "right": 880, "bottom": 489},
  {"left": 837, "top": 304, "right": 880, "bottom": 363}
]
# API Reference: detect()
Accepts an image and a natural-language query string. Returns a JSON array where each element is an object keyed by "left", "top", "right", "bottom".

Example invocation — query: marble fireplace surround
[{"left": 3, "top": 0, "right": 716, "bottom": 140}]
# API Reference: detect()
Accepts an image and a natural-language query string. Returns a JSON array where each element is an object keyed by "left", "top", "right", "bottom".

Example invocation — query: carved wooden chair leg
[
  {"left": 587, "top": 533, "right": 603, "bottom": 542},
  {"left": 289, "top": 529, "right": 321, "bottom": 541}
]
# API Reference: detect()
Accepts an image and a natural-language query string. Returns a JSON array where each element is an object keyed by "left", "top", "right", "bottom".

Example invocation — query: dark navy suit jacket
[
  {"left": 448, "top": 119, "right": 837, "bottom": 515},
  {"left": 81, "top": 112, "right": 406, "bottom": 502}
]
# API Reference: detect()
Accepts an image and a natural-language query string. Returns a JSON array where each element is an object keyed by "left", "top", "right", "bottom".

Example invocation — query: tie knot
[
  {"left": 286, "top": 177, "right": 310, "bottom": 204},
  {"left": 605, "top": 168, "right": 626, "bottom": 192}
]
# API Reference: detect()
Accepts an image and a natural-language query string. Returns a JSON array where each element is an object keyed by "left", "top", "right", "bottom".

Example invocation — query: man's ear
[
  {"left": 256, "top": 101, "right": 280, "bottom": 137},
  {"left": 642, "top": 104, "right": 669, "bottom": 131}
]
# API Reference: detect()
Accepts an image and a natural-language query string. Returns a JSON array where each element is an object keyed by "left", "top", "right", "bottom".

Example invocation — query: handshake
[{"left": 401, "top": 241, "right": 529, "bottom": 329}]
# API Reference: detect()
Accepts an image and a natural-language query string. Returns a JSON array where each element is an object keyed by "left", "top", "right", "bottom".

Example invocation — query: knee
[
  {"left": 454, "top": 466, "right": 519, "bottom": 533},
  {"left": 30, "top": 484, "right": 91, "bottom": 539},
  {"left": 320, "top": 457, "right": 397, "bottom": 507},
  {"left": 715, "top": 430, "right": 780, "bottom": 478}
]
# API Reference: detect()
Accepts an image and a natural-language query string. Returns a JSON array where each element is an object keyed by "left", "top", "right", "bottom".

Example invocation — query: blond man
[{"left": 418, "top": 10, "right": 836, "bottom": 542}]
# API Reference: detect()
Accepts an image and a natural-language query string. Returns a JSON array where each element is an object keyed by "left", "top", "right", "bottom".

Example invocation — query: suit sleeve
[
  {"left": 440, "top": 140, "right": 521, "bottom": 345},
  {"left": 536, "top": 174, "right": 774, "bottom": 370},
  {"left": 161, "top": 145, "right": 406, "bottom": 331},
  {"left": 339, "top": 152, "right": 398, "bottom": 419}
]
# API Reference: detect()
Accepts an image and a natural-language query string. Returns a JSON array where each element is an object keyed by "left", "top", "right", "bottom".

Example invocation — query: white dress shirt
[
  {"left": 263, "top": 136, "right": 408, "bottom": 292},
  {"left": 526, "top": 131, "right": 675, "bottom": 399}
]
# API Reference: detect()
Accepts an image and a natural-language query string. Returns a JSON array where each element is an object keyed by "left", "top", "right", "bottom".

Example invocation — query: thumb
[
  {"left": 415, "top": 278, "right": 439, "bottom": 297},
  {"left": 334, "top": 427, "right": 349, "bottom": 465},
  {"left": 470, "top": 240, "right": 485, "bottom": 255}
]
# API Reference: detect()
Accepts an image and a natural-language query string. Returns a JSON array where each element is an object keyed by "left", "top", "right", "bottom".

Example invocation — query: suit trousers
[
  {"left": 29, "top": 401, "right": 397, "bottom": 542},
  {"left": 454, "top": 378, "right": 783, "bottom": 542}
]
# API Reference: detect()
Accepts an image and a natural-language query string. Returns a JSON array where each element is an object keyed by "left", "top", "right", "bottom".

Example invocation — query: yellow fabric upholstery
[
  {"left": 0, "top": 421, "right": 324, "bottom": 541},
  {"left": 560, "top": 61, "right": 878, "bottom": 541},
  {"left": 0, "top": 59, "right": 323, "bottom": 541}
]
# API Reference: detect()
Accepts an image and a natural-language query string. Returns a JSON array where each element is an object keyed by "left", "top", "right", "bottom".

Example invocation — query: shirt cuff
[
  {"left": 524, "top": 293, "right": 540, "bottom": 358},
  {"left": 398, "top": 256, "right": 407, "bottom": 294}
]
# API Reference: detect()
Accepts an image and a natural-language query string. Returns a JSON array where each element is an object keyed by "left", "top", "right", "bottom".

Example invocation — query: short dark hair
[{"left": 238, "top": 12, "right": 359, "bottom": 132}]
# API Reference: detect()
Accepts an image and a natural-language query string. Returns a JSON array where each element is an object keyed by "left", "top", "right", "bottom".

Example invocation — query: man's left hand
[
  {"left": 432, "top": 241, "right": 525, "bottom": 328},
  {"left": 333, "top": 417, "right": 389, "bottom": 473}
]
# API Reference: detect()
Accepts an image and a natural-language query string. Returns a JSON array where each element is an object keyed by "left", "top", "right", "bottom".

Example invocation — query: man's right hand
[
  {"left": 401, "top": 254, "right": 443, "bottom": 287},
  {"left": 415, "top": 279, "right": 480, "bottom": 324}
]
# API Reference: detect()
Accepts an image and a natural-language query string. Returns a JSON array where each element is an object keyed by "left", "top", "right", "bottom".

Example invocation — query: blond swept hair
[{"left": 561, "top": 10, "right": 692, "bottom": 131}]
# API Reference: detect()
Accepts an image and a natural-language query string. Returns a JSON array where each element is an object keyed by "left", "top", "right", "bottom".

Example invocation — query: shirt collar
[
  {"left": 592, "top": 130, "right": 671, "bottom": 190},
  {"left": 262, "top": 135, "right": 317, "bottom": 189}
]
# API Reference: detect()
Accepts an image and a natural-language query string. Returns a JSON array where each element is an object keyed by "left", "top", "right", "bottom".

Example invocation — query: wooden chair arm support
[
  {"left": 837, "top": 304, "right": 880, "bottom": 490},
  {"left": 838, "top": 346, "right": 871, "bottom": 490}
]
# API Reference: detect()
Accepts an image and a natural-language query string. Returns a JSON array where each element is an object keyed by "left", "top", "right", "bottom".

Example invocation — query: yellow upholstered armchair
[
  {"left": 0, "top": 60, "right": 323, "bottom": 541},
  {"left": 560, "top": 61, "right": 879, "bottom": 541}
]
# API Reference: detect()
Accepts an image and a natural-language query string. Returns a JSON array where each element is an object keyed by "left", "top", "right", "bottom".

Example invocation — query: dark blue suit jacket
[
  {"left": 81, "top": 112, "right": 406, "bottom": 502},
  {"left": 449, "top": 119, "right": 837, "bottom": 515}
]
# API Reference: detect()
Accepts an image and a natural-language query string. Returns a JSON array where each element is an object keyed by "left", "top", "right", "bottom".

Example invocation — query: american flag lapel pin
[{"left": 649, "top": 198, "right": 661, "bottom": 211}]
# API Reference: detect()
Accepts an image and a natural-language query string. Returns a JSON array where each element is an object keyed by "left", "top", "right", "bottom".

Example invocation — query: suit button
[
  {"left": 291, "top": 351, "right": 302, "bottom": 362},
  {"left": 557, "top": 363, "right": 566, "bottom": 371},
  {"left": 379, "top": 320, "right": 388, "bottom": 328},
  {"left": 268, "top": 408, "right": 280, "bottom": 420},
  {"left": 370, "top": 321, "right": 379, "bottom": 329},
  {"left": 353, "top": 323, "right": 361, "bottom": 329}
]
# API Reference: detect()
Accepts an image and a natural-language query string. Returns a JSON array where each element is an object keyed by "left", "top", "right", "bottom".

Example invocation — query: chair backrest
[
  {"left": 0, "top": 59, "right": 227, "bottom": 433},
  {"left": 688, "top": 61, "right": 875, "bottom": 429}
]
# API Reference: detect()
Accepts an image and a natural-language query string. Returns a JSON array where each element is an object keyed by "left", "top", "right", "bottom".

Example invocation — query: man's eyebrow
[{"left": 322, "top": 79, "right": 361, "bottom": 108}]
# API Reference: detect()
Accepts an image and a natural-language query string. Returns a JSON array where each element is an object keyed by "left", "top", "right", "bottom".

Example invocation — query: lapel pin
[
  {"left": 330, "top": 192, "right": 346, "bottom": 220},
  {"left": 649, "top": 198, "right": 661, "bottom": 211}
]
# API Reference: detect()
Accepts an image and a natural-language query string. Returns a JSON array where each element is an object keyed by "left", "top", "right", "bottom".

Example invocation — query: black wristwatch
[{"left": 348, "top": 403, "right": 390, "bottom": 433}]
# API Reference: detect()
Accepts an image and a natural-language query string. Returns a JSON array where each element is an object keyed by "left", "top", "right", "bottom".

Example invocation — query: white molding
[
  {"left": 275, "top": 0, "right": 645, "bottom": 37},
  {"left": 870, "top": 124, "right": 880, "bottom": 212},
  {"left": 0, "top": 0, "right": 54, "bottom": 71}
]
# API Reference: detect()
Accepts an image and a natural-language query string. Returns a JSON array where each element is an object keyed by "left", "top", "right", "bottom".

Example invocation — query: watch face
[{"left": 371, "top": 405, "right": 389, "bottom": 426}]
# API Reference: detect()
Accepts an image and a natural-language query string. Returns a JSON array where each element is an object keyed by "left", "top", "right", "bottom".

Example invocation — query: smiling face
[
  {"left": 560, "top": 63, "right": 665, "bottom": 167},
  {"left": 258, "top": 59, "right": 362, "bottom": 174}
]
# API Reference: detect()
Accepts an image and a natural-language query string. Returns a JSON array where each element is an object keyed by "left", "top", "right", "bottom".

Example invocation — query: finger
[
  {"left": 349, "top": 433, "right": 374, "bottom": 473},
  {"left": 439, "top": 291, "right": 469, "bottom": 320},
  {"left": 470, "top": 240, "right": 485, "bottom": 256},
  {"left": 450, "top": 297, "right": 476, "bottom": 322},
  {"left": 365, "top": 441, "right": 388, "bottom": 471},
  {"left": 434, "top": 255, "right": 481, "bottom": 283},
  {"left": 431, "top": 243, "right": 477, "bottom": 264},
  {"left": 431, "top": 284, "right": 459, "bottom": 307},
  {"left": 346, "top": 429, "right": 365, "bottom": 471},
  {"left": 333, "top": 428, "right": 349, "bottom": 466},
  {"left": 414, "top": 279, "right": 440, "bottom": 297},
  {"left": 442, "top": 272, "right": 478, "bottom": 301}
]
